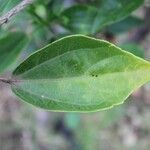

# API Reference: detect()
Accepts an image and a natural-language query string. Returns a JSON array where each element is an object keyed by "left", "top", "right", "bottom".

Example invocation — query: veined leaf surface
[{"left": 11, "top": 35, "right": 150, "bottom": 112}]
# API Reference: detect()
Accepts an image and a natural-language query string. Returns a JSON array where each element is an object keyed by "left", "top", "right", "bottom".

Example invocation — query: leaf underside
[{"left": 11, "top": 35, "right": 150, "bottom": 112}]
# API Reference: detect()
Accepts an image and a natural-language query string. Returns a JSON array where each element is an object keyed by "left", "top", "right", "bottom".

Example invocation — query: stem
[
  {"left": 0, "top": 0, "right": 34, "bottom": 26},
  {"left": 0, "top": 78, "right": 16, "bottom": 85}
]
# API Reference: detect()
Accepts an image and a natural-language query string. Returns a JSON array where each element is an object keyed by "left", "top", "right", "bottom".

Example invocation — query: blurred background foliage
[{"left": 0, "top": 0, "right": 150, "bottom": 150}]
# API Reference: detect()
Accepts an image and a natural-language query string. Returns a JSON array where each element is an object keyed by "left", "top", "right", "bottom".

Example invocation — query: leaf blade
[{"left": 11, "top": 35, "right": 150, "bottom": 112}]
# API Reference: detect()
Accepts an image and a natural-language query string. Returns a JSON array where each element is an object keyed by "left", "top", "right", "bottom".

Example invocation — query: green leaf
[
  {"left": 120, "top": 43, "right": 144, "bottom": 58},
  {"left": 0, "top": 0, "right": 20, "bottom": 16},
  {"left": 60, "top": 0, "right": 144, "bottom": 34},
  {"left": 51, "top": 0, "right": 65, "bottom": 16},
  {"left": 11, "top": 35, "right": 150, "bottom": 112},
  {"left": 106, "top": 16, "right": 143, "bottom": 35},
  {"left": 60, "top": 5, "right": 97, "bottom": 34},
  {"left": 64, "top": 113, "right": 80, "bottom": 130},
  {"left": 0, "top": 32, "right": 28, "bottom": 73}
]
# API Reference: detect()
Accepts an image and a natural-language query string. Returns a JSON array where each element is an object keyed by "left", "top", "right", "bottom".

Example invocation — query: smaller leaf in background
[
  {"left": 11, "top": 35, "right": 150, "bottom": 112},
  {"left": 28, "top": 0, "right": 66, "bottom": 26},
  {"left": 120, "top": 43, "right": 144, "bottom": 58},
  {"left": 0, "top": 0, "right": 9, "bottom": 16},
  {"left": 0, "top": 32, "right": 28, "bottom": 73},
  {"left": 91, "top": 0, "right": 144, "bottom": 34},
  {"left": 50, "top": 0, "right": 65, "bottom": 16},
  {"left": 0, "top": 0, "right": 20, "bottom": 16},
  {"left": 64, "top": 113, "right": 80, "bottom": 130},
  {"left": 60, "top": 0, "right": 144, "bottom": 35},
  {"left": 35, "top": 5, "right": 47, "bottom": 19},
  {"left": 60, "top": 5, "right": 97, "bottom": 34},
  {"left": 28, "top": 4, "right": 49, "bottom": 26},
  {"left": 106, "top": 16, "right": 143, "bottom": 35}
]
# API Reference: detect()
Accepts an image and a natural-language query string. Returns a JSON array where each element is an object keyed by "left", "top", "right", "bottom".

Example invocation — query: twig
[
  {"left": 0, "top": 78, "right": 18, "bottom": 85},
  {"left": 0, "top": 0, "right": 34, "bottom": 26}
]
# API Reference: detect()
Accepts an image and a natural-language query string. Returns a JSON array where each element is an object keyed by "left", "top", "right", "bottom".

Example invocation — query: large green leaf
[
  {"left": 60, "top": 0, "right": 144, "bottom": 34},
  {"left": 0, "top": 32, "right": 28, "bottom": 73},
  {"left": 11, "top": 35, "right": 150, "bottom": 112}
]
